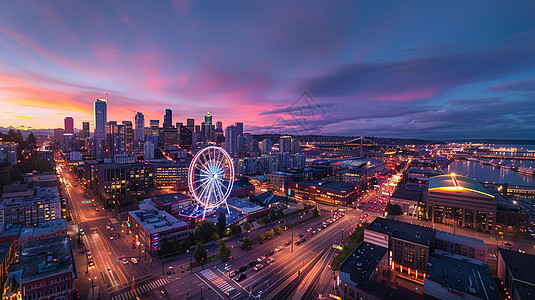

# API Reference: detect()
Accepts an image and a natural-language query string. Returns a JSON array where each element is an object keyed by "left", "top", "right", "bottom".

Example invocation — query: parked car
[
  {"left": 235, "top": 273, "right": 247, "bottom": 282},
  {"left": 274, "top": 246, "right": 283, "bottom": 252},
  {"left": 225, "top": 288, "right": 237, "bottom": 297},
  {"left": 265, "top": 250, "right": 274, "bottom": 257},
  {"left": 254, "top": 264, "right": 264, "bottom": 271},
  {"left": 248, "top": 261, "right": 257, "bottom": 268},
  {"left": 256, "top": 256, "right": 265, "bottom": 262},
  {"left": 236, "top": 266, "right": 247, "bottom": 273},
  {"left": 121, "top": 258, "right": 128, "bottom": 264},
  {"left": 284, "top": 240, "right": 292, "bottom": 247},
  {"left": 131, "top": 257, "right": 138, "bottom": 264},
  {"left": 266, "top": 258, "right": 275, "bottom": 264}
]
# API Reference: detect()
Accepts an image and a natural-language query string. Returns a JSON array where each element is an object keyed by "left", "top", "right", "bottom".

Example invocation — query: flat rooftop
[
  {"left": 367, "top": 217, "right": 435, "bottom": 246},
  {"left": 226, "top": 197, "right": 265, "bottom": 214},
  {"left": 295, "top": 179, "right": 356, "bottom": 192},
  {"left": 0, "top": 242, "right": 12, "bottom": 264},
  {"left": 424, "top": 250, "right": 500, "bottom": 300},
  {"left": 20, "top": 218, "right": 67, "bottom": 238},
  {"left": 498, "top": 247, "right": 535, "bottom": 286},
  {"left": 0, "top": 186, "right": 60, "bottom": 209},
  {"left": 390, "top": 187, "right": 421, "bottom": 202},
  {"left": 129, "top": 208, "right": 188, "bottom": 234},
  {"left": 232, "top": 181, "right": 254, "bottom": 190},
  {"left": 435, "top": 230, "right": 487, "bottom": 250},
  {"left": 9, "top": 236, "right": 76, "bottom": 284},
  {"left": 340, "top": 242, "right": 407, "bottom": 300},
  {"left": 152, "top": 192, "right": 191, "bottom": 204}
]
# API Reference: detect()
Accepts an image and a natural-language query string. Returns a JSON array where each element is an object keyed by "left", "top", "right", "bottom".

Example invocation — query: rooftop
[
  {"left": 152, "top": 192, "right": 191, "bottom": 204},
  {"left": 367, "top": 217, "right": 435, "bottom": 246},
  {"left": 429, "top": 174, "right": 494, "bottom": 198},
  {"left": 390, "top": 187, "right": 422, "bottom": 202},
  {"left": 498, "top": 247, "right": 535, "bottom": 286},
  {"left": 255, "top": 191, "right": 281, "bottom": 206},
  {"left": 20, "top": 218, "right": 67, "bottom": 238},
  {"left": 232, "top": 181, "right": 254, "bottom": 190},
  {"left": 129, "top": 208, "right": 188, "bottom": 234},
  {"left": 331, "top": 157, "right": 385, "bottom": 169},
  {"left": 435, "top": 231, "right": 487, "bottom": 250},
  {"left": 339, "top": 242, "right": 406, "bottom": 300},
  {"left": 0, "top": 242, "right": 12, "bottom": 264},
  {"left": 424, "top": 250, "right": 500, "bottom": 300},
  {"left": 8, "top": 236, "right": 76, "bottom": 284},
  {"left": 0, "top": 186, "right": 60, "bottom": 209},
  {"left": 226, "top": 197, "right": 265, "bottom": 214},
  {"left": 295, "top": 179, "right": 356, "bottom": 192}
]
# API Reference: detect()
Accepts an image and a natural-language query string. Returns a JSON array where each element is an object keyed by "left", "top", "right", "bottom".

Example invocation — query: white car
[
  {"left": 274, "top": 246, "right": 283, "bottom": 252},
  {"left": 131, "top": 257, "right": 138, "bottom": 264},
  {"left": 121, "top": 258, "right": 128, "bottom": 264},
  {"left": 254, "top": 264, "right": 264, "bottom": 271},
  {"left": 256, "top": 256, "right": 265, "bottom": 262}
]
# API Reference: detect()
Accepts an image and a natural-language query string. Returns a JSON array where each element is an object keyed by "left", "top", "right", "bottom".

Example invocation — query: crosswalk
[
  {"left": 111, "top": 278, "right": 169, "bottom": 300},
  {"left": 200, "top": 269, "right": 240, "bottom": 299},
  {"left": 83, "top": 216, "right": 107, "bottom": 222}
]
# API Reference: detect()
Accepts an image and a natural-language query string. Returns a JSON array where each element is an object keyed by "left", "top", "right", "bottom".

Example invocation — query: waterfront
[{"left": 444, "top": 160, "right": 535, "bottom": 186}]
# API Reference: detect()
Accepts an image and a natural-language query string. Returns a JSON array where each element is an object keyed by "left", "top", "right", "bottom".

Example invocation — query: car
[
  {"left": 248, "top": 261, "right": 257, "bottom": 267},
  {"left": 297, "top": 234, "right": 304, "bottom": 238},
  {"left": 236, "top": 266, "right": 247, "bottom": 273},
  {"left": 131, "top": 257, "right": 138, "bottom": 264},
  {"left": 110, "top": 227, "right": 114, "bottom": 231},
  {"left": 274, "top": 246, "right": 283, "bottom": 252},
  {"left": 235, "top": 273, "right": 247, "bottom": 282},
  {"left": 95, "top": 207, "right": 99, "bottom": 211},
  {"left": 266, "top": 258, "right": 274, "bottom": 264},
  {"left": 256, "top": 256, "right": 265, "bottom": 262},
  {"left": 225, "top": 288, "right": 237, "bottom": 297},
  {"left": 266, "top": 250, "right": 274, "bottom": 256},
  {"left": 93, "top": 230, "right": 98, "bottom": 234},
  {"left": 317, "top": 227, "right": 322, "bottom": 231},
  {"left": 115, "top": 233, "right": 120, "bottom": 237},
  {"left": 79, "top": 229, "right": 85, "bottom": 235},
  {"left": 284, "top": 240, "right": 292, "bottom": 247},
  {"left": 121, "top": 258, "right": 128, "bottom": 264},
  {"left": 110, "top": 235, "right": 114, "bottom": 240},
  {"left": 504, "top": 242, "right": 513, "bottom": 246},
  {"left": 295, "top": 241, "right": 301, "bottom": 246},
  {"left": 254, "top": 264, "right": 264, "bottom": 271},
  {"left": 160, "top": 290, "right": 168, "bottom": 296},
  {"left": 106, "top": 225, "right": 110, "bottom": 230},
  {"left": 300, "top": 238, "right": 307, "bottom": 243}
]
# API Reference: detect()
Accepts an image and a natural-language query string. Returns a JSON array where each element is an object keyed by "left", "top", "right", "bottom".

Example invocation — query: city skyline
[{"left": 1, "top": 1, "right": 535, "bottom": 139}]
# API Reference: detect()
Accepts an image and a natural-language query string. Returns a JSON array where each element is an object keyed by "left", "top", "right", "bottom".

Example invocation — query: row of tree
[{"left": 257, "top": 225, "right": 283, "bottom": 242}]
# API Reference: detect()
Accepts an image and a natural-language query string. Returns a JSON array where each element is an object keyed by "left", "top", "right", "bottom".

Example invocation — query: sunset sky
[{"left": 1, "top": 1, "right": 535, "bottom": 139}]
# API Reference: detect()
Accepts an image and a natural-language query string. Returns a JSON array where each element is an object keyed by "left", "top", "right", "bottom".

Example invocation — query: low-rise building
[
  {"left": 290, "top": 180, "right": 358, "bottom": 205},
  {"left": 435, "top": 230, "right": 487, "bottom": 261},
  {"left": 150, "top": 193, "right": 191, "bottom": 215},
  {"left": 497, "top": 248, "right": 535, "bottom": 300},
  {"left": 229, "top": 181, "right": 255, "bottom": 198},
  {"left": 0, "top": 242, "right": 15, "bottom": 295},
  {"left": 96, "top": 162, "right": 153, "bottom": 208},
  {"left": 267, "top": 172, "right": 294, "bottom": 196},
  {"left": 0, "top": 219, "right": 67, "bottom": 250},
  {"left": 128, "top": 208, "right": 190, "bottom": 254},
  {"left": 3, "top": 236, "right": 77, "bottom": 300},
  {"left": 0, "top": 186, "right": 61, "bottom": 226}
]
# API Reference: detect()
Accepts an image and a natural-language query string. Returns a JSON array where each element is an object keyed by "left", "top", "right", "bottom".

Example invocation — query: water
[{"left": 444, "top": 160, "right": 535, "bottom": 186}]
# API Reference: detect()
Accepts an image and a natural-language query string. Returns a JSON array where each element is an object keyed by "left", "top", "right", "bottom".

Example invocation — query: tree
[
  {"left": 219, "top": 240, "right": 231, "bottom": 259},
  {"left": 243, "top": 222, "right": 252, "bottom": 231},
  {"left": 257, "top": 233, "right": 266, "bottom": 242},
  {"left": 229, "top": 223, "right": 242, "bottom": 235},
  {"left": 265, "top": 229, "right": 275, "bottom": 240},
  {"left": 195, "top": 220, "right": 217, "bottom": 243},
  {"left": 273, "top": 225, "right": 283, "bottom": 236},
  {"left": 27, "top": 132, "right": 37, "bottom": 148},
  {"left": 312, "top": 208, "right": 320, "bottom": 218},
  {"left": 241, "top": 237, "right": 254, "bottom": 249},
  {"left": 194, "top": 242, "right": 207, "bottom": 268},
  {"left": 211, "top": 232, "right": 220, "bottom": 242},
  {"left": 217, "top": 212, "right": 226, "bottom": 237}
]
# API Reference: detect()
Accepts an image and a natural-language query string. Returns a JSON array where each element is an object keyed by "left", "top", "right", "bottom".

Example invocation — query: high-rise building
[
  {"left": 225, "top": 125, "right": 237, "bottom": 155},
  {"left": 235, "top": 122, "right": 243, "bottom": 136},
  {"left": 54, "top": 128, "right": 64, "bottom": 143},
  {"left": 291, "top": 138, "right": 300, "bottom": 153},
  {"left": 178, "top": 125, "right": 192, "bottom": 149},
  {"left": 64, "top": 117, "right": 74, "bottom": 134},
  {"left": 187, "top": 118, "right": 195, "bottom": 129},
  {"left": 164, "top": 109, "right": 172, "bottom": 128},
  {"left": 94, "top": 99, "right": 107, "bottom": 139},
  {"left": 205, "top": 112, "right": 212, "bottom": 125},
  {"left": 107, "top": 122, "right": 126, "bottom": 157},
  {"left": 261, "top": 139, "right": 273, "bottom": 153},
  {"left": 144, "top": 142, "right": 155, "bottom": 160},
  {"left": 150, "top": 120, "right": 160, "bottom": 136},
  {"left": 214, "top": 127, "right": 224, "bottom": 146},
  {"left": 216, "top": 121, "right": 222, "bottom": 130},
  {"left": 122, "top": 121, "right": 133, "bottom": 151},
  {"left": 79, "top": 122, "right": 89, "bottom": 139},
  {"left": 134, "top": 112, "right": 145, "bottom": 141},
  {"left": 279, "top": 135, "right": 292, "bottom": 153}
]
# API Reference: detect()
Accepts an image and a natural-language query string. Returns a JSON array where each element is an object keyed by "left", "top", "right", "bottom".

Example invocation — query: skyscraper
[
  {"left": 64, "top": 117, "right": 74, "bottom": 134},
  {"left": 164, "top": 109, "right": 172, "bottom": 128},
  {"left": 187, "top": 118, "right": 195, "bottom": 129},
  {"left": 225, "top": 125, "right": 237, "bottom": 155},
  {"left": 279, "top": 135, "right": 292, "bottom": 153},
  {"left": 122, "top": 120, "right": 133, "bottom": 150},
  {"left": 216, "top": 121, "right": 222, "bottom": 130},
  {"left": 205, "top": 112, "right": 212, "bottom": 125},
  {"left": 135, "top": 112, "right": 145, "bottom": 141},
  {"left": 150, "top": 120, "right": 160, "bottom": 136},
  {"left": 80, "top": 122, "right": 90, "bottom": 140},
  {"left": 235, "top": 122, "right": 243, "bottom": 136},
  {"left": 94, "top": 99, "right": 107, "bottom": 139},
  {"left": 261, "top": 139, "right": 273, "bottom": 153}
]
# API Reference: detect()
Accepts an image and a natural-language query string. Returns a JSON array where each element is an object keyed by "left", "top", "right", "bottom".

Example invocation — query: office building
[
  {"left": 163, "top": 109, "right": 172, "bottom": 128},
  {"left": 144, "top": 142, "right": 155, "bottom": 160},
  {"left": 290, "top": 180, "right": 358, "bottom": 205},
  {"left": 261, "top": 139, "right": 273, "bottom": 153},
  {"left": 63, "top": 117, "right": 74, "bottom": 135},
  {"left": 214, "top": 127, "right": 224, "bottom": 146},
  {"left": 279, "top": 135, "right": 292, "bottom": 153},
  {"left": 79, "top": 121, "right": 90, "bottom": 140},
  {"left": 0, "top": 186, "right": 61, "bottom": 226},
  {"left": 235, "top": 122, "right": 243, "bottom": 136},
  {"left": 94, "top": 99, "right": 107, "bottom": 139},
  {"left": 106, "top": 122, "right": 126, "bottom": 157},
  {"left": 0, "top": 218, "right": 67, "bottom": 250},
  {"left": 204, "top": 112, "right": 212, "bottom": 125},
  {"left": 3, "top": 236, "right": 77, "bottom": 300},
  {"left": 216, "top": 121, "right": 222, "bottom": 130},
  {"left": 225, "top": 125, "right": 237, "bottom": 155},
  {"left": 122, "top": 120, "right": 133, "bottom": 150},
  {"left": 96, "top": 162, "right": 152, "bottom": 208},
  {"left": 148, "top": 161, "right": 189, "bottom": 190},
  {"left": 178, "top": 125, "right": 192, "bottom": 149},
  {"left": 150, "top": 193, "right": 191, "bottom": 215},
  {"left": 163, "top": 126, "right": 179, "bottom": 147},
  {"left": 0, "top": 143, "right": 18, "bottom": 166},
  {"left": 186, "top": 118, "right": 195, "bottom": 131},
  {"left": 150, "top": 120, "right": 160, "bottom": 137},
  {"left": 53, "top": 128, "right": 64, "bottom": 143},
  {"left": 0, "top": 242, "right": 15, "bottom": 295},
  {"left": 267, "top": 172, "right": 294, "bottom": 195},
  {"left": 497, "top": 248, "right": 535, "bottom": 300},
  {"left": 128, "top": 208, "right": 190, "bottom": 254},
  {"left": 134, "top": 112, "right": 145, "bottom": 141}
]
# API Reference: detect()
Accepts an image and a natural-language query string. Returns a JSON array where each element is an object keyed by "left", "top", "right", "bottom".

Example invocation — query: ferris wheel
[{"left": 188, "top": 146, "right": 234, "bottom": 217}]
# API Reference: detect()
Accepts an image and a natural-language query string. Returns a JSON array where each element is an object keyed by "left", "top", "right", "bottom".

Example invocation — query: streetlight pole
[{"left": 291, "top": 228, "right": 294, "bottom": 253}]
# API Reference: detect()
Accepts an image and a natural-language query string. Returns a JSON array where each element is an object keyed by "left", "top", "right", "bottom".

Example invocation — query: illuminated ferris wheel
[{"left": 188, "top": 146, "right": 234, "bottom": 217}]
